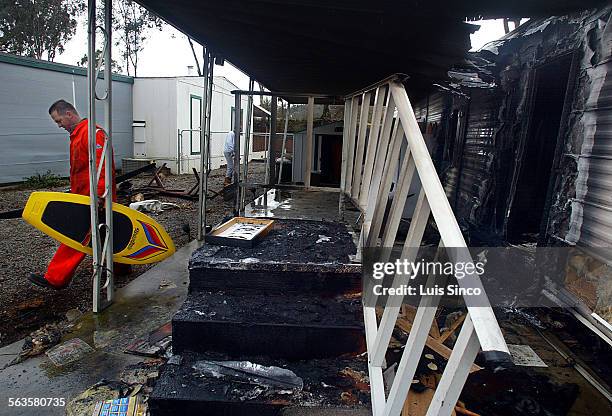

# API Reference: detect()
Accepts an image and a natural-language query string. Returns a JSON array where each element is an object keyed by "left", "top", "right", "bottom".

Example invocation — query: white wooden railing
[{"left": 341, "top": 76, "right": 510, "bottom": 416}]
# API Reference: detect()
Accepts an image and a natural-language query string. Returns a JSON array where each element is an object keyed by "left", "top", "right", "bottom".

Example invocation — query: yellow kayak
[{"left": 22, "top": 192, "right": 175, "bottom": 264}]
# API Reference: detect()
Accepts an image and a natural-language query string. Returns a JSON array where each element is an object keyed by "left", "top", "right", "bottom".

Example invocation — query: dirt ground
[{"left": 0, "top": 163, "right": 266, "bottom": 347}]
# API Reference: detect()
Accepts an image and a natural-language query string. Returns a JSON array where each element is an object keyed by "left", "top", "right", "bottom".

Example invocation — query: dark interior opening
[
  {"left": 507, "top": 54, "right": 573, "bottom": 243},
  {"left": 313, "top": 134, "right": 343, "bottom": 187}
]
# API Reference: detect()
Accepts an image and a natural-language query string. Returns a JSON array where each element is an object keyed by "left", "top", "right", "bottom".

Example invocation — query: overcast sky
[{"left": 55, "top": 18, "right": 517, "bottom": 90}]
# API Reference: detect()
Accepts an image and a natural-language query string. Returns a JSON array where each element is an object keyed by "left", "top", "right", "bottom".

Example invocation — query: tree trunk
[{"left": 187, "top": 37, "right": 202, "bottom": 76}]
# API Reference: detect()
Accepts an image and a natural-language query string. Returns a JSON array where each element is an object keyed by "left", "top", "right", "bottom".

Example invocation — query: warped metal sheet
[
  {"left": 569, "top": 59, "right": 612, "bottom": 262},
  {"left": 455, "top": 89, "right": 501, "bottom": 225}
]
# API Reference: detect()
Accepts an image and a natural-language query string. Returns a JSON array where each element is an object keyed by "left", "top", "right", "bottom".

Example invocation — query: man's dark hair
[{"left": 48, "top": 99, "right": 78, "bottom": 115}]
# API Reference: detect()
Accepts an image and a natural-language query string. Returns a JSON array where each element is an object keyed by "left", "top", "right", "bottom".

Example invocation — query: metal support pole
[
  {"left": 240, "top": 78, "right": 254, "bottom": 215},
  {"left": 87, "top": 0, "right": 102, "bottom": 312},
  {"left": 204, "top": 52, "right": 214, "bottom": 220},
  {"left": 177, "top": 129, "right": 182, "bottom": 174},
  {"left": 304, "top": 96, "right": 315, "bottom": 187},
  {"left": 88, "top": 0, "right": 114, "bottom": 312},
  {"left": 197, "top": 48, "right": 211, "bottom": 241},
  {"left": 233, "top": 92, "right": 241, "bottom": 215},
  {"left": 269, "top": 96, "right": 277, "bottom": 185},
  {"left": 102, "top": 0, "right": 114, "bottom": 304},
  {"left": 278, "top": 101, "right": 290, "bottom": 184}
]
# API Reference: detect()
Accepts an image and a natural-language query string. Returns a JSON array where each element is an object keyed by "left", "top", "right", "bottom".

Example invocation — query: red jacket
[{"left": 69, "top": 119, "right": 116, "bottom": 198}]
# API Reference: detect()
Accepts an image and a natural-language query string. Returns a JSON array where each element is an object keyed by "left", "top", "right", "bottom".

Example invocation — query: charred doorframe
[
  {"left": 503, "top": 67, "right": 536, "bottom": 240},
  {"left": 504, "top": 51, "right": 578, "bottom": 243},
  {"left": 540, "top": 51, "right": 581, "bottom": 245}
]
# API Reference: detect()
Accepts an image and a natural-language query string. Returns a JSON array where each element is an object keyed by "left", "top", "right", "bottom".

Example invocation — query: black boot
[{"left": 28, "top": 274, "right": 68, "bottom": 290}]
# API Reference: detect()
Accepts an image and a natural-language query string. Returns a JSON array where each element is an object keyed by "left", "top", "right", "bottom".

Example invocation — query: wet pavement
[
  {"left": 0, "top": 240, "right": 199, "bottom": 416},
  {"left": 245, "top": 189, "right": 348, "bottom": 222},
  {"left": 0, "top": 188, "right": 357, "bottom": 416}
]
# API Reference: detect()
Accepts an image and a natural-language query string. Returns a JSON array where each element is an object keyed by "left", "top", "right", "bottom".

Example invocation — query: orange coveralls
[{"left": 44, "top": 119, "right": 116, "bottom": 287}]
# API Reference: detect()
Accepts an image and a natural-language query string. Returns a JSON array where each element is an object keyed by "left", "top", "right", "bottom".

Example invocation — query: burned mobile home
[
  {"left": 2, "top": 1, "right": 612, "bottom": 416},
  {"left": 140, "top": 0, "right": 612, "bottom": 412},
  {"left": 412, "top": 6, "right": 612, "bottom": 322}
]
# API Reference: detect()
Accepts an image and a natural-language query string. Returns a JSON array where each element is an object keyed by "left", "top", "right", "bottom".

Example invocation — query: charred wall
[
  {"left": 434, "top": 7, "right": 612, "bottom": 251},
  {"left": 430, "top": 7, "right": 612, "bottom": 320},
  {"left": 494, "top": 10, "right": 611, "bottom": 246}
]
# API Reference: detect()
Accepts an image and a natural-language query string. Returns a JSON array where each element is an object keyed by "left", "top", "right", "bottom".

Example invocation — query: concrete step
[
  {"left": 172, "top": 291, "right": 365, "bottom": 360},
  {"left": 149, "top": 352, "right": 371, "bottom": 416},
  {"left": 189, "top": 219, "right": 361, "bottom": 297}
]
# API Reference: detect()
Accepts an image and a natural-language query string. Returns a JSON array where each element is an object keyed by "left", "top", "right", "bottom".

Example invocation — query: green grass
[{"left": 22, "top": 171, "right": 68, "bottom": 189}]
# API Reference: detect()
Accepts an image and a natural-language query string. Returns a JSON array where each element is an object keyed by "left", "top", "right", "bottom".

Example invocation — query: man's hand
[{"left": 96, "top": 197, "right": 107, "bottom": 211}]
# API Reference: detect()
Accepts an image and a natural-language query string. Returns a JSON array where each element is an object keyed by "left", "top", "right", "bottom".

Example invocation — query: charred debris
[{"left": 410, "top": 7, "right": 612, "bottom": 321}]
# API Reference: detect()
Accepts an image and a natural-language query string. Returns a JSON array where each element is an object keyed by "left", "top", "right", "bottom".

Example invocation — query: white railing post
[
  {"left": 364, "top": 306, "right": 387, "bottom": 416},
  {"left": 426, "top": 315, "right": 481, "bottom": 416},
  {"left": 101, "top": 0, "right": 114, "bottom": 306},
  {"left": 342, "top": 76, "right": 510, "bottom": 416},
  {"left": 304, "top": 96, "right": 314, "bottom": 187},
  {"left": 340, "top": 98, "right": 353, "bottom": 192},
  {"left": 359, "top": 86, "right": 386, "bottom": 209},
  {"left": 88, "top": 0, "right": 115, "bottom": 312},
  {"left": 366, "top": 122, "right": 404, "bottom": 248},
  {"left": 389, "top": 81, "right": 507, "bottom": 354},
  {"left": 344, "top": 96, "right": 359, "bottom": 193},
  {"left": 351, "top": 92, "right": 372, "bottom": 199}
]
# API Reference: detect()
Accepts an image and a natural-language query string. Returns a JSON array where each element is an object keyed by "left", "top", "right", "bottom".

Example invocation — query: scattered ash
[
  {"left": 177, "top": 291, "right": 363, "bottom": 327},
  {"left": 193, "top": 219, "right": 357, "bottom": 265},
  {"left": 153, "top": 351, "right": 370, "bottom": 408}
]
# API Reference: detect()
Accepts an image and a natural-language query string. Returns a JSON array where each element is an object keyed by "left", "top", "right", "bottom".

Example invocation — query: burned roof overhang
[{"left": 135, "top": 0, "right": 606, "bottom": 97}]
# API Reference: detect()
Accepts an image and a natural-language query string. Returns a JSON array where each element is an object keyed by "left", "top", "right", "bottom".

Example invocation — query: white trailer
[
  {"left": 0, "top": 52, "right": 133, "bottom": 184},
  {"left": 132, "top": 76, "right": 252, "bottom": 174}
]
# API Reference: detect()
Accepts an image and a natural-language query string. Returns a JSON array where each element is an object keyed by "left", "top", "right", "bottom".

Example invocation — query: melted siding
[
  {"left": 569, "top": 59, "right": 612, "bottom": 262},
  {"left": 455, "top": 89, "right": 501, "bottom": 225}
]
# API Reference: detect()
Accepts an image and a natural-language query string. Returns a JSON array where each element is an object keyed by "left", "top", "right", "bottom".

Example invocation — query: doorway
[
  {"left": 507, "top": 54, "right": 573, "bottom": 243},
  {"left": 308, "top": 133, "right": 342, "bottom": 187}
]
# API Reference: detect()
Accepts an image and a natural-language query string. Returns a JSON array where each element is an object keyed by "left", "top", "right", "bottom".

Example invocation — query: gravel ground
[{"left": 0, "top": 163, "right": 266, "bottom": 347}]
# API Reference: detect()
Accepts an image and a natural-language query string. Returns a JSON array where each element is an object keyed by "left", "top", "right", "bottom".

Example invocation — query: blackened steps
[
  {"left": 149, "top": 351, "right": 370, "bottom": 416},
  {"left": 188, "top": 219, "right": 361, "bottom": 297},
  {"left": 172, "top": 291, "right": 365, "bottom": 360},
  {"left": 188, "top": 266, "right": 362, "bottom": 297}
]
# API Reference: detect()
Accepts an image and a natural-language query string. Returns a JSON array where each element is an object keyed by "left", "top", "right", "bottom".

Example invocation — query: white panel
[{"left": 133, "top": 78, "right": 177, "bottom": 164}]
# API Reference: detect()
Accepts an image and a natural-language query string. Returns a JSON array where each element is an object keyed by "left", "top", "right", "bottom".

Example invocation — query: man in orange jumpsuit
[{"left": 28, "top": 99, "right": 116, "bottom": 290}]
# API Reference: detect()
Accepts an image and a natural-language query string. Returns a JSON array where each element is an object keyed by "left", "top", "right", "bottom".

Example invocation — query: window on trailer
[{"left": 190, "top": 94, "right": 202, "bottom": 155}]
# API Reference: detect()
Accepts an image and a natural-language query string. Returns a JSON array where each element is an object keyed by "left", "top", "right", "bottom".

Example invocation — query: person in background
[{"left": 224, "top": 130, "right": 235, "bottom": 186}]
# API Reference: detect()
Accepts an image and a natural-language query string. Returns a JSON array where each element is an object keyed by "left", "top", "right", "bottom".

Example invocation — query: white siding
[
  {"left": 133, "top": 76, "right": 249, "bottom": 174},
  {"left": 132, "top": 78, "right": 178, "bottom": 169},
  {"left": 0, "top": 55, "right": 133, "bottom": 183}
]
